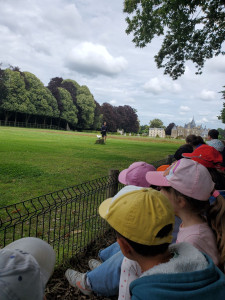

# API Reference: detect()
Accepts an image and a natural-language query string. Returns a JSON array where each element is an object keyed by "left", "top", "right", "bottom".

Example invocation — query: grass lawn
[{"left": 0, "top": 127, "right": 183, "bottom": 206}]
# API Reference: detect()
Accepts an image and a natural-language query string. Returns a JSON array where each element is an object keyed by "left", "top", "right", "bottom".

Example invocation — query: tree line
[{"left": 0, "top": 66, "right": 139, "bottom": 133}]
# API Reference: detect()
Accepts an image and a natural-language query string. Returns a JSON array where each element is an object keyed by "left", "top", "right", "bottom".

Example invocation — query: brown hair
[{"left": 163, "top": 186, "right": 225, "bottom": 266}]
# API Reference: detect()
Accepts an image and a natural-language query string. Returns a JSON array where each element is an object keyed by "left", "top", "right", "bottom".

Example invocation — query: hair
[
  {"left": 185, "top": 135, "right": 205, "bottom": 147},
  {"left": 116, "top": 224, "right": 173, "bottom": 257},
  {"left": 208, "top": 129, "right": 219, "bottom": 139},
  {"left": 207, "top": 168, "right": 225, "bottom": 190},
  {"left": 162, "top": 186, "right": 225, "bottom": 266}
]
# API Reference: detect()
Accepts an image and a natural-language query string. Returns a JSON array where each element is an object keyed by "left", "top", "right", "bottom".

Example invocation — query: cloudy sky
[{"left": 1, "top": 0, "right": 225, "bottom": 128}]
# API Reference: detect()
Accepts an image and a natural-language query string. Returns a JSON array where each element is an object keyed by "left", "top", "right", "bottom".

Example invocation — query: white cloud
[
  {"left": 180, "top": 106, "right": 190, "bottom": 112},
  {"left": 65, "top": 42, "right": 128, "bottom": 76},
  {"left": 110, "top": 100, "right": 117, "bottom": 105},
  {"left": 200, "top": 89, "right": 217, "bottom": 101},
  {"left": 144, "top": 77, "right": 181, "bottom": 94}
]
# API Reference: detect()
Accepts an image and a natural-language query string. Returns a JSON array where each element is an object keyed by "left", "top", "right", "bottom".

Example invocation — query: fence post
[{"left": 106, "top": 169, "right": 119, "bottom": 198}]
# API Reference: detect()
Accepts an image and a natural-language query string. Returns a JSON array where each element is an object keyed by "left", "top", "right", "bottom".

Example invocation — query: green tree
[
  {"left": 1, "top": 69, "right": 36, "bottom": 123},
  {"left": 124, "top": 0, "right": 225, "bottom": 79},
  {"left": 58, "top": 87, "right": 78, "bottom": 127},
  {"left": 139, "top": 124, "right": 149, "bottom": 134},
  {"left": 23, "top": 72, "right": 59, "bottom": 124},
  {"left": 76, "top": 85, "right": 96, "bottom": 129},
  {"left": 219, "top": 87, "right": 225, "bottom": 123},
  {"left": 149, "top": 118, "right": 164, "bottom": 128}
]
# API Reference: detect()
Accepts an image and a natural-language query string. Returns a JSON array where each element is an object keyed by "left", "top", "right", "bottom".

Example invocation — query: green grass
[{"left": 0, "top": 127, "right": 183, "bottom": 206}]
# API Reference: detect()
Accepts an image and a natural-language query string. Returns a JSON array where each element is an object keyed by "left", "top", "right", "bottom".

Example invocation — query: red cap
[{"left": 182, "top": 144, "right": 224, "bottom": 170}]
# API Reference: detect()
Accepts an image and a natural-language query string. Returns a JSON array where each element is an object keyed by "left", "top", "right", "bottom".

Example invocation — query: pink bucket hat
[
  {"left": 146, "top": 158, "right": 215, "bottom": 200},
  {"left": 119, "top": 162, "right": 156, "bottom": 187}
]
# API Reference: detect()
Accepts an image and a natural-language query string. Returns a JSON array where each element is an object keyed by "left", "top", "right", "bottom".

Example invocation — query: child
[
  {"left": 0, "top": 237, "right": 55, "bottom": 300},
  {"left": 99, "top": 187, "right": 225, "bottom": 299},
  {"left": 65, "top": 162, "right": 158, "bottom": 296}
]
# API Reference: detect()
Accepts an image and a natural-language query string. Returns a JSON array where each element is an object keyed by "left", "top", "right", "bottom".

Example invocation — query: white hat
[{"left": 0, "top": 237, "right": 56, "bottom": 300}]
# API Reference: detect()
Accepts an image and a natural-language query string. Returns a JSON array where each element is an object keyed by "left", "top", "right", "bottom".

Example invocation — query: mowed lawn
[{"left": 0, "top": 127, "right": 183, "bottom": 206}]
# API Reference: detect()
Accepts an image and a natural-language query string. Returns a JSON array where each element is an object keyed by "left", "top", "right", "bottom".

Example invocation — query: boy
[{"left": 99, "top": 188, "right": 225, "bottom": 299}]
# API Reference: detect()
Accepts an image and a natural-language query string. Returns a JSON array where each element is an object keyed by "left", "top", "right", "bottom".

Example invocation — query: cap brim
[
  {"left": 146, "top": 171, "right": 171, "bottom": 187},
  {"left": 99, "top": 197, "right": 113, "bottom": 219},
  {"left": 118, "top": 169, "right": 128, "bottom": 185},
  {"left": 182, "top": 153, "right": 193, "bottom": 158}
]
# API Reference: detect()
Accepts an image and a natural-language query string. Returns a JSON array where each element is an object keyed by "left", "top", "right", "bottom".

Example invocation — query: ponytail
[{"left": 207, "top": 194, "right": 225, "bottom": 266}]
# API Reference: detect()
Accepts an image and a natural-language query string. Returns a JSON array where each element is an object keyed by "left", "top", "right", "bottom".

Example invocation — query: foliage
[
  {"left": 139, "top": 124, "right": 149, "bottom": 134},
  {"left": 217, "top": 128, "right": 225, "bottom": 140},
  {"left": 76, "top": 85, "right": 96, "bottom": 129},
  {"left": 124, "top": 0, "right": 225, "bottom": 79},
  {"left": 23, "top": 72, "right": 59, "bottom": 118},
  {"left": 0, "top": 69, "right": 35, "bottom": 121},
  {"left": 165, "top": 122, "right": 176, "bottom": 135},
  {"left": 219, "top": 87, "right": 225, "bottom": 123},
  {"left": 149, "top": 118, "right": 164, "bottom": 128},
  {"left": 58, "top": 87, "right": 78, "bottom": 126}
]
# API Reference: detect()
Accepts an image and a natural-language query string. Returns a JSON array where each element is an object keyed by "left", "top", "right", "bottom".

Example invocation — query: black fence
[
  {"left": 0, "top": 158, "right": 171, "bottom": 265},
  {"left": 0, "top": 120, "right": 65, "bottom": 131}
]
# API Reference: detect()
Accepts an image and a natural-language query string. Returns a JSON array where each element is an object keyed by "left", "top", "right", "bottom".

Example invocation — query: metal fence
[
  {"left": 0, "top": 120, "right": 64, "bottom": 130},
  {"left": 0, "top": 170, "right": 122, "bottom": 265},
  {"left": 0, "top": 158, "right": 171, "bottom": 265}
]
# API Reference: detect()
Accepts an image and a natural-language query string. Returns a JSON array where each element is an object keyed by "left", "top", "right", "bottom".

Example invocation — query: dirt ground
[{"left": 45, "top": 230, "right": 118, "bottom": 300}]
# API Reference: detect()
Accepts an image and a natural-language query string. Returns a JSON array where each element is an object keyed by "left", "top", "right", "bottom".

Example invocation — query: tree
[
  {"left": 165, "top": 122, "right": 176, "bottom": 135},
  {"left": 0, "top": 68, "right": 36, "bottom": 123},
  {"left": 23, "top": 72, "right": 59, "bottom": 123},
  {"left": 219, "top": 87, "right": 225, "bottom": 123},
  {"left": 139, "top": 124, "right": 149, "bottom": 135},
  {"left": 124, "top": 0, "right": 225, "bottom": 79},
  {"left": 91, "top": 100, "right": 103, "bottom": 130},
  {"left": 149, "top": 118, "right": 164, "bottom": 128},
  {"left": 217, "top": 128, "right": 225, "bottom": 140},
  {"left": 58, "top": 87, "right": 78, "bottom": 127},
  {"left": 101, "top": 103, "right": 118, "bottom": 132}
]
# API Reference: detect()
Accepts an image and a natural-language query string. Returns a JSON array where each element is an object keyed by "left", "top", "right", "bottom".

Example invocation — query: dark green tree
[
  {"left": 0, "top": 68, "right": 36, "bottom": 123},
  {"left": 149, "top": 118, "right": 164, "bottom": 128},
  {"left": 124, "top": 0, "right": 225, "bottom": 79},
  {"left": 165, "top": 122, "right": 176, "bottom": 135}
]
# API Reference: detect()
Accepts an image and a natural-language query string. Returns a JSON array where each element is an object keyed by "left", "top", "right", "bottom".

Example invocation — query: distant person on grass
[{"left": 101, "top": 122, "right": 107, "bottom": 143}]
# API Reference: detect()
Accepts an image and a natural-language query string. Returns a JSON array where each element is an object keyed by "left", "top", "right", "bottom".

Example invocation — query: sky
[{"left": 0, "top": 0, "right": 225, "bottom": 129}]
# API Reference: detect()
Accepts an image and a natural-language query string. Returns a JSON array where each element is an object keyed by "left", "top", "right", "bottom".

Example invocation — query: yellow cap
[{"left": 99, "top": 188, "right": 174, "bottom": 246}]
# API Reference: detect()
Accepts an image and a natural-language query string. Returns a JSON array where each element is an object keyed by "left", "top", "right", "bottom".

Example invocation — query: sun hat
[
  {"left": 118, "top": 162, "right": 156, "bottom": 187},
  {"left": 182, "top": 144, "right": 224, "bottom": 169},
  {"left": 146, "top": 158, "right": 215, "bottom": 201},
  {"left": 99, "top": 188, "right": 174, "bottom": 246},
  {"left": 0, "top": 237, "right": 55, "bottom": 300}
]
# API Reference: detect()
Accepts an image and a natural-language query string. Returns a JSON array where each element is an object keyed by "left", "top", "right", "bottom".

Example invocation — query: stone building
[
  {"left": 171, "top": 117, "right": 208, "bottom": 139},
  {"left": 149, "top": 128, "right": 165, "bottom": 138}
]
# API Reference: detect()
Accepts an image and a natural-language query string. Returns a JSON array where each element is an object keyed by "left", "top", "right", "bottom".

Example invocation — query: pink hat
[
  {"left": 146, "top": 158, "right": 215, "bottom": 200},
  {"left": 119, "top": 162, "right": 156, "bottom": 187}
]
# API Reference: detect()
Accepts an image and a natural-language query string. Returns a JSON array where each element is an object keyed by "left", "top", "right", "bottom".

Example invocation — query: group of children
[
  {"left": 65, "top": 142, "right": 225, "bottom": 299},
  {"left": 1, "top": 133, "right": 225, "bottom": 299}
]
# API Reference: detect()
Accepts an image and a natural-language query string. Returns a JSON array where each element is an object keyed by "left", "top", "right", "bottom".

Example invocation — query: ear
[
  {"left": 177, "top": 195, "right": 186, "bottom": 209},
  {"left": 117, "top": 237, "right": 135, "bottom": 260}
]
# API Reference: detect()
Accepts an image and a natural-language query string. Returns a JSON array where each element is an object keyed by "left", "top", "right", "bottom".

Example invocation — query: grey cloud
[{"left": 65, "top": 42, "right": 128, "bottom": 76}]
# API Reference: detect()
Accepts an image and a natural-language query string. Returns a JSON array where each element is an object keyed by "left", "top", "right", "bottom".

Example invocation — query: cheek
[{"left": 160, "top": 190, "right": 176, "bottom": 210}]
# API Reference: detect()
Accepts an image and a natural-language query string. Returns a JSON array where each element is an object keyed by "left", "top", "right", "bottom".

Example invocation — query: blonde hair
[{"left": 163, "top": 187, "right": 225, "bottom": 267}]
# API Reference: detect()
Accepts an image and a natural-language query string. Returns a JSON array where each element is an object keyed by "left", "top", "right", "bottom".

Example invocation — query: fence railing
[
  {"left": 0, "top": 120, "right": 65, "bottom": 131},
  {"left": 0, "top": 158, "right": 171, "bottom": 265}
]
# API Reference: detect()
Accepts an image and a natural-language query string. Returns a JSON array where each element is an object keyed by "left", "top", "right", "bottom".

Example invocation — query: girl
[{"left": 118, "top": 158, "right": 225, "bottom": 300}]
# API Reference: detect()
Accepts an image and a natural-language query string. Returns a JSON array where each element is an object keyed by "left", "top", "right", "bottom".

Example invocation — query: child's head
[
  {"left": 99, "top": 188, "right": 174, "bottom": 259},
  {"left": 146, "top": 158, "right": 225, "bottom": 266},
  {"left": 146, "top": 158, "right": 215, "bottom": 201},
  {"left": 182, "top": 144, "right": 223, "bottom": 170},
  {"left": 119, "top": 161, "right": 156, "bottom": 187},
  {"left": 0, "top": 237, "right": 55, "bottom": 300}
]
